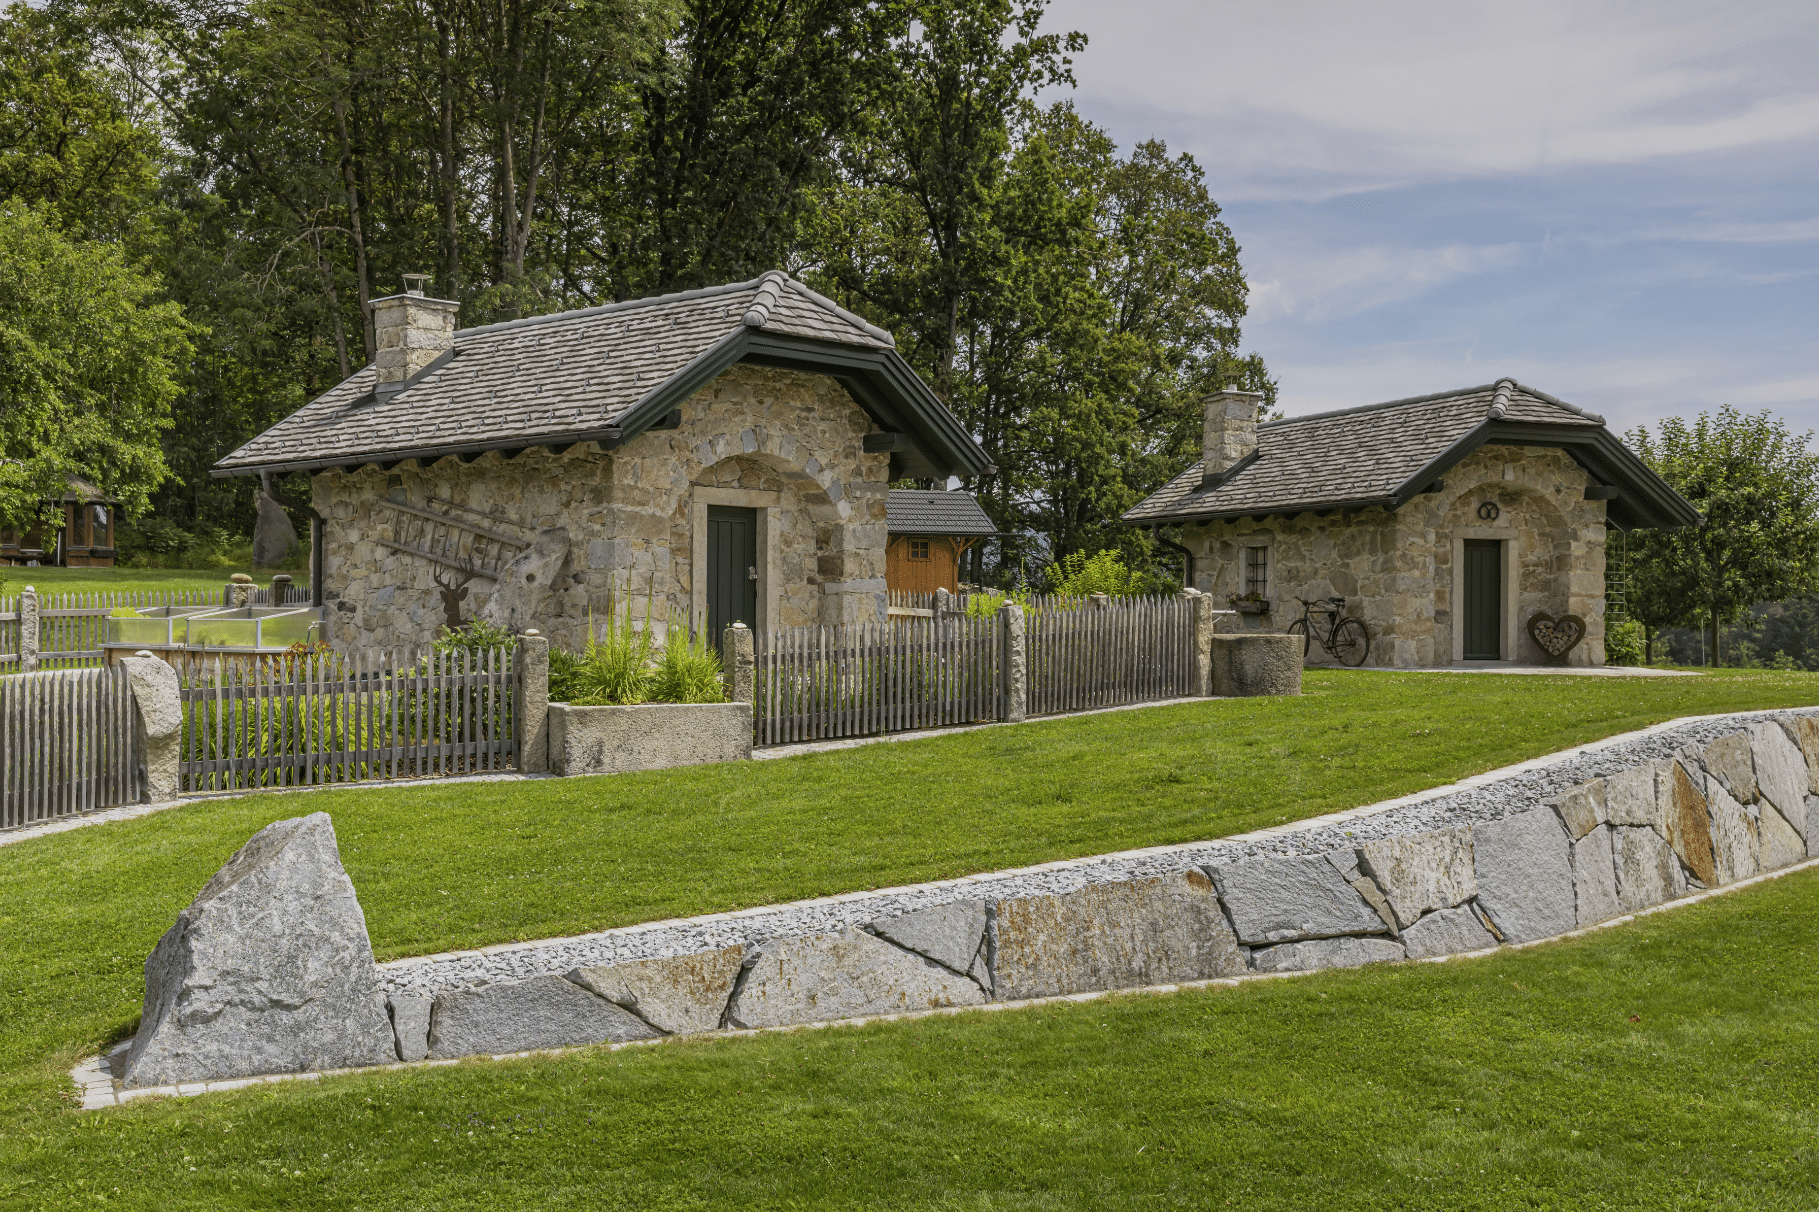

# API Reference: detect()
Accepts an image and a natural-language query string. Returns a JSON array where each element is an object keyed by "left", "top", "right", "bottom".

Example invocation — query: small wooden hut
[
  {"left": 884, "top": 490, "right": 996, "bottom": 595},
  {"left": 0, "top": 475, "right": 118, "bottom": 567}
]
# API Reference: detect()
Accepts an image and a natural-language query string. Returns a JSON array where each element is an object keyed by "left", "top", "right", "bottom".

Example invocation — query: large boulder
[
  {"left": 723, "top": 928, "right": 985, "bottom": 1029},
  {"left": 123, "top": 814, "right": 397, "bottom": 1087},
  {"left": 428, "top": 974, "right": 660, "bottom": 1058},
  {"left": 992, "top": 871, "right": 1244, "bottom": 1001},
  {"left": 251, "top": 492, "right": 299, "bottom": 568},
  {"left": 1471, "top": 808, "right": 1575, "bottom": 944},
  {"left": 1212, "top": 854, "right": 1388, "bottom": 944}
]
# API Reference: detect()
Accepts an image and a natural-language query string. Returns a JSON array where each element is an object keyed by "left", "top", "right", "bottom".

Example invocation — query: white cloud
[
  {"left": 1045, "top": 0, "right": 1819, "bottom": 193},
  {"left": 1245, "top": 241, "right": 1532, "bottom": 322}
]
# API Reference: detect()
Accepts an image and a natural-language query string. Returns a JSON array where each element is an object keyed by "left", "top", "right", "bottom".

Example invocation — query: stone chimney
[
  {"left": 1200, "top": 386, "right": 1265, "bottom": 490},
  {"left": 371, "top": 274, "right": 459, "bottom": 401}
]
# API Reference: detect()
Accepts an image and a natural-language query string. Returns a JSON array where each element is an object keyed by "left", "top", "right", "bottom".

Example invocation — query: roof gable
[
  {"left": 1123, "top": 379, "right": 1698, "bottom": 531},
  {"left": 213, "top": 273, "right": 987, "bottom": 482},
  {"left": 886, "top": 490, "right": 997, "bottom": 536}
]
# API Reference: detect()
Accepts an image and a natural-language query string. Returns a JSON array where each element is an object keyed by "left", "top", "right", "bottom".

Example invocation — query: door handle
[{"left": 747, "top": 565, "right": 757, "bottom": 580}]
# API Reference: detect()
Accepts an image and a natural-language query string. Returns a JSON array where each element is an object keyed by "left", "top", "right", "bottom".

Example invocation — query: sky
[{"left": 1042, "top": 0, "right": 1819, "bottom": 433}]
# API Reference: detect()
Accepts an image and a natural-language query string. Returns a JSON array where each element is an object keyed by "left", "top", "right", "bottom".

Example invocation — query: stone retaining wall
[{"left": 367, "top": 707, "right": 1819, "bottom": 1061}]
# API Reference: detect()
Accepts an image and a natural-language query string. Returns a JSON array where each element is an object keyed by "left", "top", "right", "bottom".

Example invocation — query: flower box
[
  {"left": 546, "top": 701, "right": 751, "bottom": 775},
  {"left": 1231, "top": 599, "right": 1272, "bottom": 615}
]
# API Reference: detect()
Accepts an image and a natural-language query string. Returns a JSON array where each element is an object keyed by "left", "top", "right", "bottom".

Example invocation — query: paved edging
[{"left": 74, "top": 852, "right": 1819, "bottom": 1110}]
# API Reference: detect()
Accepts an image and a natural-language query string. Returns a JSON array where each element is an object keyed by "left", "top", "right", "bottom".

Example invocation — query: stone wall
[
  {"left": 312, "top": 363, "right": 891, "bottom": 653},
  {"left": 91, "top": 710, "right": 1819, "bottom": 1097},
  {"left": 1181, "top": 444, "right": 1607, "bottom": 667}
]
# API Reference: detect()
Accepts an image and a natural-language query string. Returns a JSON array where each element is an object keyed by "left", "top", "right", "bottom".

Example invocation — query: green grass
[
  {"left": 0, "top": 567, "right": 268, "bottom": 599},
  {"left": 2, "top": 668, "right": 1818, "bottom": 1207}
]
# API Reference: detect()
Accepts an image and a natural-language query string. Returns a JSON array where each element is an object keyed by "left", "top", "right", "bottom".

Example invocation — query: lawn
[
  {"left": 0, "top": 567, "right": 271, "bottom": 599},
  {"left": 2, "top": 667, "right": 1818, "bottom": 1207}
]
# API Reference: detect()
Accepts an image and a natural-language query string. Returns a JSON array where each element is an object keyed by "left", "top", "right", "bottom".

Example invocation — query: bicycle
[{"left": 1287, "top": 596, "right": 1371, "bottom": 667}]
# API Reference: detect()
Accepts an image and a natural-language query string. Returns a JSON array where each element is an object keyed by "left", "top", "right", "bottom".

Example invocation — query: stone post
[
  {"left": 516, "top": 629, "right": 550, "bottom": 774},
  {"left": 18, "top": 584, "right": 38, "bottom": 672},
  {"left": 227, "top": 573, "right": 252, "bottom": 608},
  {"left": 934, "top": 586, "right": 950, "bottom": 615},
  {"left": 1090, "top": 592, "right": 1111, "bottom": 611},
  {"left": 122, "top": 652, "right": 182, "bottom": 801},
  {"left": 1189, "top": 592, "right": 1215, "bottom": 697},
  {"left": 723, "top": 622, "right": 755, "bottom": 703},
  {"left": 999, "top": 600, "right": 1026, "bottom": 722}
]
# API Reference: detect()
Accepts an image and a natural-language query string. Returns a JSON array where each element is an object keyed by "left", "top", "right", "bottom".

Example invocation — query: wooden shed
[
  {"left": 884, "top": 490, "right": 996, "bottom": 595},
  {"left": 0, "top": 475, "right": 118, "bottom": 567}
]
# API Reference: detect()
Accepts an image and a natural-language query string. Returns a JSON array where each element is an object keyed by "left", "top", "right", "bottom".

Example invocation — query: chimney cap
[{"left": 402, "top": 273, "right": 432, "bottom": 297}]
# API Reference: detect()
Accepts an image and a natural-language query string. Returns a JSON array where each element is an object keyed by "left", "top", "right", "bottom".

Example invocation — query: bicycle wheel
[
  {"left": 1330, "top": 617, "right": 1371, "bottom": 667},
  {"left": 1285, "top": 618, "right": 1311, "bottom": 658}
]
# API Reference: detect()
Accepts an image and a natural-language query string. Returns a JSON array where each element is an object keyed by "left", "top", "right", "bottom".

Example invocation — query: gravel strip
[{"left": 378, "top": 706, "right": 1816, "bottom": 997}]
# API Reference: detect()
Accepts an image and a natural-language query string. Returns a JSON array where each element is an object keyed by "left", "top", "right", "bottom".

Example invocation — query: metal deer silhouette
[{"left": 432, "top": 567, "right": 474, "bottom": 630}]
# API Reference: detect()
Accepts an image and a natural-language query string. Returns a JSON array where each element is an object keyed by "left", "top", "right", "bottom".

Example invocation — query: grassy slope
[
  {"left": 1, "top": 668, "right": 1817, "bottom": 1207},
  {"left": 5, "top": 866, "right": 1817, "bottom": 1208}
]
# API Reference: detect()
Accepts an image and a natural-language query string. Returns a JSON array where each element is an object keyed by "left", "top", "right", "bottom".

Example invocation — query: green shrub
[
  {"left": 564, "top": 601, "right": 656, "bottom": 706},
  {"left": 649, "top": 620, "right": 727, "bottom": 704},
  {"left": 1042, "top": 549, "right": 1142, "bottom": 597},
  {"left": 434, "top": 618, "right": 518, "bottom": 655},
  {"left": 1605, "top": 616, "right": 1645, "bottom": 666}
]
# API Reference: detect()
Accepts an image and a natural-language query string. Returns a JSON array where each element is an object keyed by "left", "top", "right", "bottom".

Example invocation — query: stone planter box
[
  {"left": 1231, "top": 600, "right": 1271, "bottom": 615},
  {"left": 1211, "top": 633, "right": 1302, "bottom": 697},
  {"left": 547, "top": 701, "right": 752, "bottom": 776}
]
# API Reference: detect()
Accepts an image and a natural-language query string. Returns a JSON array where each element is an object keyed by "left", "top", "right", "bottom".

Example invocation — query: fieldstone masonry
[
  {"left": 112, "top": 716, "right": 1819, "bottom": 1088},
  {"left": 1182, "top": 444, "right": 1608, "bottom": 666},
  {"left": 314, "top": 363, "right": 891, "bottom": 653}
]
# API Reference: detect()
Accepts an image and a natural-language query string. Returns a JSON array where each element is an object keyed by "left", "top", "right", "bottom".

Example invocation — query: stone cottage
[
  {"left": 1124, "top": 380, "right": 1700, "bottom": 667},
  {"left": 212, "top": 273, "right": 989, "bottom": 651}
]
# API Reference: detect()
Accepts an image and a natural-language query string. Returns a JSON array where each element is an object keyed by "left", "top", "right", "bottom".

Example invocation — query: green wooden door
[
  {"left": 1462, "top": 539, "right": 1502, "bottom": 660},
  {"left": 707, "top": 505, "right": 757, "bottom": 643}
]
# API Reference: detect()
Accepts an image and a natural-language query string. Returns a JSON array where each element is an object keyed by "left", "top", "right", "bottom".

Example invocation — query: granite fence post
[
  {"left": 1190, "top": 592, "right": 1215, "bottom": 697},
  {"left": 723, "top": 622, "right": 755, "bottom": 703},
  {"left": 122, "top": 652, "right": 182, "bottom": 801},
  {"left": 1090, "top": 592, "right": 1112, "bottom": 611},
  {"left": 999, "top": 600, "right": 1026, "bottom": 722},
  {"left": 18, "top": 584, "right": 37, "bottom": 673},
  {"left": 516, "top": 629, "right": 550, "bottom": 774}
]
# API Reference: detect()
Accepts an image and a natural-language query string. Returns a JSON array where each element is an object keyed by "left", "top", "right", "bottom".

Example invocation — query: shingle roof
[
  {"left": 887, "top": 490, "right": 997, "bottom": 536},
  {"left": 214, "top": 272, "right": 902, "bottom": 474},
  {"left": 1124, "top": 380, "right": 1610, "bottom": 525}
]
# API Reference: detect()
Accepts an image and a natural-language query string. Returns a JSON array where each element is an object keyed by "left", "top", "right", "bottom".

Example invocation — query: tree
[
  {"left": 1626, "top": 406, "right": 1819, "bottom": 666},
  {"left": 0, "top": 205, "right": 191, "bottom": 529}
]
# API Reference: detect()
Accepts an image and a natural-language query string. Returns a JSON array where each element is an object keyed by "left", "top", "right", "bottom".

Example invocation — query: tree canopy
[
  {"left": 4, "top": 0, "right": 1272, "bottom": 583},
  {"left": 1625, "top": 406, "right": 1819, "bottom": 665}
]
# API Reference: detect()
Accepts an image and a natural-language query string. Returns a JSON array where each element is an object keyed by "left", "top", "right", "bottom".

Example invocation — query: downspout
[{"left": 1151, "top": 526, "right": 1194, "bottom": 589}]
